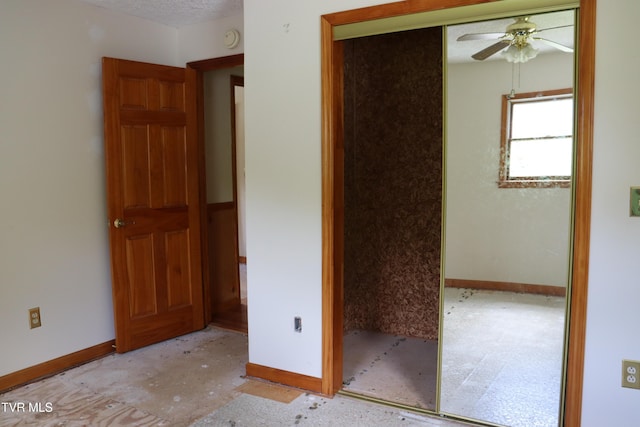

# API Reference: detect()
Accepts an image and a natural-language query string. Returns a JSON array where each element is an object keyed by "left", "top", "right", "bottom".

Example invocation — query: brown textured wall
[{"left": 343, "top": 27, "right": 442, "bottom": 340}]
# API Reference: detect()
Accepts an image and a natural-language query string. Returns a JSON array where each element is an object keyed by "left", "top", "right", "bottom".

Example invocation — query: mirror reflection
[{"left": 441, "top": 10, "right": 575, "bottom": 427}]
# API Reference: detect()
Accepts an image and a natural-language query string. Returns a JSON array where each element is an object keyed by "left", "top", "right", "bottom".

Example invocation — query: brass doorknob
[{"left": 113, "top": 218, "right": 134, "bottom": 228}]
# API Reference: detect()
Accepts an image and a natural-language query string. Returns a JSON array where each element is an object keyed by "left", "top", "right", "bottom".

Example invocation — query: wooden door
[{"left": 103, "top": 57, "right": 204, "bottom": 353}]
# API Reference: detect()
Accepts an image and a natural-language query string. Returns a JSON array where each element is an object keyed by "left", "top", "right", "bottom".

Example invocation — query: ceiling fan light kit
[{"left": 503, "top": 42, "right": 539, "bottom": 63}]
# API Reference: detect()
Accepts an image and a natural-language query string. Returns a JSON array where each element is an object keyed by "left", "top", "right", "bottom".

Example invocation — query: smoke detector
[{"left": 224, "top": 29, "right": 241, "bottom": 49}]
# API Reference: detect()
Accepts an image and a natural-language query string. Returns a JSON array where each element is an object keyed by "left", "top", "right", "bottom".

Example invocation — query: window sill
[{"left": 498, "top": 180, "right": 571, "bottom": 189}]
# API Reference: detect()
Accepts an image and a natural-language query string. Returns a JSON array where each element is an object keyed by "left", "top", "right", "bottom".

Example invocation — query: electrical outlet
[
  {"left": 28, "top": 307, "right": 41, "bottom": 329},
  {"left": 622, "top": 360, "right": 640, "bottom": 389}
]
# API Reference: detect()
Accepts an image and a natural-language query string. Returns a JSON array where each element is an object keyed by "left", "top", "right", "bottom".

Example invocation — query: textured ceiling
[
  {"left": 79, "top": 0, "right": 242, "bottom": 28},
  {"left": 77, "top": 2, "right": 573, "bottom": 63}
]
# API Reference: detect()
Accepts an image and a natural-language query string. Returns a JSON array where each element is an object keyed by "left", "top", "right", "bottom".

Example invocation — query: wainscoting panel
[{"left": 207, "top": 202, "right": 240, "bottom": 312}]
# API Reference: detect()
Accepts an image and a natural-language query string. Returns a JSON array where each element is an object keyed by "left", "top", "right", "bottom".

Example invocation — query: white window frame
[{"left": 499, "top": 88, "right": 573, "bottom": 188}]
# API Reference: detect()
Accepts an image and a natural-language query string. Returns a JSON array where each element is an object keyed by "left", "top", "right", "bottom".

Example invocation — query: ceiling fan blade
[
  {"left": 534, "top": 37, "right": 574, "bottom": 52},
  {"left": 457, "top": 32, "right": 506, "bottom": 41},
  {"left": 536, "top": 24, "right": 574, "bottom": 33},
  {"left": 471, "top": 40, "right": 511, "bottom": 61}
]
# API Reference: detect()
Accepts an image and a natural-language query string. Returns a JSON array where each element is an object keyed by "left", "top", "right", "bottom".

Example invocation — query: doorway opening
[
  {"left": 233, "top": 79, "right": 247, "bottom": 320},
  {"left": 187, "top": 55, "right": 247, "bottom": 333},
  {"left": 339, "top": 26, "right": 442, "bottom": 411}
]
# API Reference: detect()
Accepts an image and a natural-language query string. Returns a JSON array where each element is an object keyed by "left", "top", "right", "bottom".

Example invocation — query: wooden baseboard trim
[
  {"left": 0, "top": 340, "right": 115, "bottom": 393},
  {"left": 245, "top": 363, "right": 323, "bottom": 394},
  {"left": 445, "top": 278, "right": 566, "bottom": 297}
]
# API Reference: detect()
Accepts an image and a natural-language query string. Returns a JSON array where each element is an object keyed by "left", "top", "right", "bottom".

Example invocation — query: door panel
[
  {"left": 160, "top": 127, "right": 188, "bottom": 207},
  {"left": 165, "top": 229, "right": 193, "bottom": 308},
  {"left": 122, "top": 125, "right": 152, "bottom": 209},
  {"left": 125, "top": 234, "right": 156, "bottom": 318},
  {"left": 103, "top": 57, "right": 204, "bottom": 353}
]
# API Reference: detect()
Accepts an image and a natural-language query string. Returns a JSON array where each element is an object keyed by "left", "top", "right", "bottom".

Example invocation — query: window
[{"left": 499, "top": 88, "right": 573, "bottom": 188}]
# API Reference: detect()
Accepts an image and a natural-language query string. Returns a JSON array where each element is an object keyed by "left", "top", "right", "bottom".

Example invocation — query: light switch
[{"left": 630, "top": 187, "right": 640, "bottom": 217}]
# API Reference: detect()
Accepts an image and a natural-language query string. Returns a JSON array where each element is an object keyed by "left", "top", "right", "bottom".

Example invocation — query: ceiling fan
[{"left": 457, "top": 16, "right": 574, "bottom": 62}]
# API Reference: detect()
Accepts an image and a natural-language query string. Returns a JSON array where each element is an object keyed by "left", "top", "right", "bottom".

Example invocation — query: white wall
[
  {"left": 243, "top": 0, "right": 401, "bottom": 377},
  {"left": 0, "top": 0, "right": 244, "bottom": 379},
  {"left": 582, "top": 0, "right": 640, "bottom": 425},
  {"left": 0, "top": 0, "right": 179, "bottom": 376},
  {"left": 244, "top": 0, "right": 640, "bottom": 424},
  {"left": 446, "top": 53, "right": 573, "bottom": 287}
]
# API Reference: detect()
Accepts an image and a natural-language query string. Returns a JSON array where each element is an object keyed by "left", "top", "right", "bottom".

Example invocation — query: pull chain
[{"left": 509, "top": 62, "right": 521, "bottom": 99}]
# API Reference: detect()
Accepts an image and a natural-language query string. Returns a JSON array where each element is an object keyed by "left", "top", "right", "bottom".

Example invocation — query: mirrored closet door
[
  {"left": 324, "top": 2, "right": 587, "bottom": 426},
  {"left": 441, "top": 9, "right": 576, "bottom": 427}
]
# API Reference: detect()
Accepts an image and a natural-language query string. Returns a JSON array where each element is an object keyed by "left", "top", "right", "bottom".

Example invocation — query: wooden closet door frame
[{"left": 320, "top": 2, "right": 595, "bottom": 427}]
